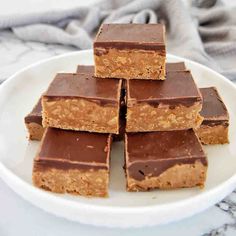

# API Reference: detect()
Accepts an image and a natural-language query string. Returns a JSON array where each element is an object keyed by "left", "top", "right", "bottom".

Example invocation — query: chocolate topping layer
[
  {"left": 125, "top": 130, "right": 207, "bottom": 181},
  {"left": 127, "top": 71, "right": 202, "bottom": 106},
  {"left": 24, "top": 98, "right": 42, "bottom": 125},
  {"left": 76, "top": 65, "right": 94, "bottom": 74},
  {"left": 44, "top": 73, "right": 121, "bottom": 105},
  {"left": 35, "top": 128, "right": 111, "bottom": 170},
  {"left": 202, "top": 120, "right": 229, "bottom": 127},
  {"left": 166, "top": 62, "right": 186, "bottom": 72},
  {"left": 94, "top": 24, "right": 165, "bottom": 50},
  {"left": 200, "top": 87, "right": 229, "bottom": 121}
]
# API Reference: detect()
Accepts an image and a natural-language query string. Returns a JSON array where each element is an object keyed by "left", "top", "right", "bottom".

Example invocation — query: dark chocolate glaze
[
  {"left": 200, "top": 87, "right": 229, "bottom": 120},
  {"left": 35, "top": 128, "right": 112, "bottom": 170},
  {"left": 166, "top": 62, "right": 186, "bottom": 72},
  {"left": 76, "top": 65, "right": 94, "bottom": 74},
  {"left": 34, "top": 160, "right": 108, "bottom": 171},
  {"left": 125, "top": 130, "right": 207, "bottom": 181},
  {"left": 94, "top": 24, "right": 166, "bottom": 51},
  {"left": 202, "top": 120, "right": 229, "bottom": 127},
  {"left": 127, "top": 71, "right": 202, "bottom": 107},
  {"left": 24, "top": 98, "right": 42, "bottom": 125},
  {"left": 44, "top": 73, "right": 121, "bottom": 106}
]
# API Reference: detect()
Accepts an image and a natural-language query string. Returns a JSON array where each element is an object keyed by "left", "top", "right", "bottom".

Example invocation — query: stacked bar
[
  {"left": 94, "top": 24, "right": 166, "bottom": 80},
  {"left": 33, "top": 128, "right": 112, "bottom": 197},
  {"left": 126, "top": 71, "right": 203, "bottom": 132},
  {"left": 125, "top": 130, "right": 207, "bottom": 191},
  {"left": 196, "top": 87, "right": 229, "bottom": 144},
  {"left": 24, "top": 23, "right": 229, "bottom": 198},
  {"left": 42, "top": 73, "right": 121, "bottom": 133},
  {"left": 25, "top": 98, "right": 44, "bottom": 141}
]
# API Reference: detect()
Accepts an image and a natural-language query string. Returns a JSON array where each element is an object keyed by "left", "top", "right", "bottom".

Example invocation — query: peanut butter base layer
[
  {"left": 26, "top": 123, "right": 45, "bottom": 141},
  {"left": 33, "top": 168, "right": 109, "bottom": 197},
  {"left": 126, "top": 103, "right": 203, "bottom": 132},
  {"left": 195, "top": 124, "right": 229, "bottom": 145},
  {"left": 42, "top": 97, "right": 120, "bottom": 134},
  {"left": 127, "top": 162, "right": 207, "bottom": 191},
  {"left": 94, "top": 48, "right": 166, "bottom": 80}
]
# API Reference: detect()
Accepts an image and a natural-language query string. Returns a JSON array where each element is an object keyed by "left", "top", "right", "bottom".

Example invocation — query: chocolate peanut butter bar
[
  {"left": 166, "top": 62, "right": 186, "bottom": 72},
  {"left": 125, "top": 130, "right": 207, "bottom": 191},
  {"left": 94, "top": 24, "right": 166, "bottom": 80},
  {"left": 33, "top": 128, "right": 112, "bottom": 197},
  {"left": 195, "top": 87, "right": 229, "bottom": 144},
  {"left": 42, "top": 73, "right": 122, "bottom": 134},
  {"left": 126, "top": 71, "right": 203, "bottom": 132},
  {"left": 25, "top": 98, "right": 44, "bottom": 141}
]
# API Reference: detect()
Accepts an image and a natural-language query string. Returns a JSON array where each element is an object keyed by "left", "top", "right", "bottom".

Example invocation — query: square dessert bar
[
  {"left": 195, "top": 87, "right": 229, "bottom": 144},
  {"left": 42, "top": 73, "right": 122, "bottom": 134},
  {"left": 33, "top": 128, "right": 112, "bottom": 197},
  {"left": 94, "top": 24, "right": 166, "bottom": 80},
  {"left": 166, "top": 62, "right": 186, "bottom": 72},
  {"left": 25, "top": 98, "right": 44, "bottom": 141},
  {"left": 125, "top": 130, "right": 207, "bottom": 191},
  {"left": 126, "top": 71, "right": 203, "bottom": 132}
]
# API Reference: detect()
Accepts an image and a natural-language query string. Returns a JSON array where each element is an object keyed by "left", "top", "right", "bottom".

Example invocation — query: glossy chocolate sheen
[
  {"left": 76, "top": 65, "right": 94, "bottom": 74},
  {"left": 127, "top": 71, "right": 202, "bottom": 106},
  {"left": 35, "top": 128, "right": 111, "bottom": 170},
  {"left": 94, "top": 24, "right": 165, "bottom": 50},
  {"left": 166, "top": 62, "right": 186, "bottom": 72},
  {"left": 24, "top": 98, "right": 42, "bottom": 125},
  {"left": 125, "top": 130, "right": 207, "bottom": 181},
  {"left": 200, "top": 87, "right": 229, "bottom": 120},
  {"left": 44, "top": 73, "right": 121, "bottom": 105}
]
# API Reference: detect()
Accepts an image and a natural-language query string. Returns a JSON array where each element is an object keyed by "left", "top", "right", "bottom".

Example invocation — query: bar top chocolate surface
[
  {"left": 35, "top": 128, "right": 111, "bottom": 169},
  {"left": 166, "top": 62, "right": 186, "bottom": 72},
  {"left": 44, "top": 73, "right": 121, "bottom": 104},
  {"left": 94, "top": 24, "right": 165, "bottom": 49},
  {"left": 76, "top": 65, "right": 94, "bottom": 74},
  {"left": 125, "top": 130, "right": 207, "bottom": 180},
  {"left": 200, "top": 87, "right": 228, "bottom": 120},
  {"left": 126, "top": 130, "right": 206, "bottom": 162},
  {"left": 127, "top": 71, "right": 201, "bottom": 105},
  {"left": 24, "top": 98, "right": 42, "bottom": 124}
]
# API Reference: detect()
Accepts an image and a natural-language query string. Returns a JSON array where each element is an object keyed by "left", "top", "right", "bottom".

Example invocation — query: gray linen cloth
[{"left": 0, "top": 0, "right": 235, "bottom": 80}]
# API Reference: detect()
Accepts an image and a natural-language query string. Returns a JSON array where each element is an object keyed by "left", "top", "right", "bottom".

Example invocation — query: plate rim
[{"left": 0, "top": 50, "right": 236, "bottom": 224}]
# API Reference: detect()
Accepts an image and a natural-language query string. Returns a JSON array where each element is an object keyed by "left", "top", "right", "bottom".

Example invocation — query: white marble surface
[{"left": 0, "top": 29, "right": 236, "bottom": 236}]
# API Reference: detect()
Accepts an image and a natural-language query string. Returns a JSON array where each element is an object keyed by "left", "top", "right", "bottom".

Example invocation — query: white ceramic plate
[{"left": 0, "top": 50, "right": 236, "bottom": 228}]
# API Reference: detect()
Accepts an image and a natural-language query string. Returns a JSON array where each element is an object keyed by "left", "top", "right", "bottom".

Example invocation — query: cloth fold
[{"left": 0, "top": 0, "right": 235, "bottom": 80}]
